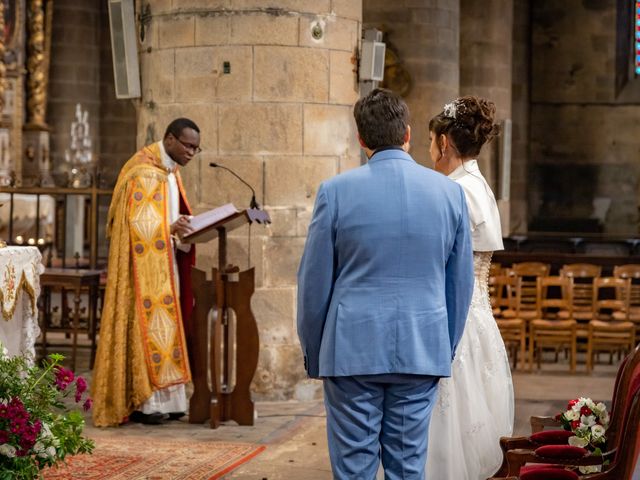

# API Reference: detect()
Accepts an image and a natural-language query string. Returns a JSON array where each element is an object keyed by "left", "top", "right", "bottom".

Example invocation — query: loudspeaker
[
  {"left": 360, "top": 40, "right": 386, "bottom": 82},
  {"left": 108, "top": 0, "right": 141, "bottom": 99}
]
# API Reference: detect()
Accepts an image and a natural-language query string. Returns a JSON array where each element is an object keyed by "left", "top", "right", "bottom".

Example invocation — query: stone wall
[
  {"left": 48, "top": 0, "right": 102, "bottom": 173},
  {"left": 530, "top": 0, "right": 639, "bottom": 233},
  {"left": 363, "top": 0, "right": 460, "bottom": 166},
  {"left": 137, "top": 0, "right": 362, "bottom": 400}
]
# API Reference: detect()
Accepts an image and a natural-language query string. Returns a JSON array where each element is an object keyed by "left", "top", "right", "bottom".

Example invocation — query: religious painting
[
  {"left": 3, "top": 0, "right": 17, "bottom": 47},
  {"left": 2, "top": 0, "right": 22, "bottom": 71}
]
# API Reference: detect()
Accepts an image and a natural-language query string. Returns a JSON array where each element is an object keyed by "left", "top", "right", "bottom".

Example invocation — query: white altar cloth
[{"left": 0, "top": 246, "right": 43, "bottom": 361}]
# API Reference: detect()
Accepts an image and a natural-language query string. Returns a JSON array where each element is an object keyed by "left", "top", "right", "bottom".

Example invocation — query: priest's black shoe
[
  {"left": 129, "top": 411, "right": 165, "bottom": 425},
  {"left": 168, "top": 412, "right": 186, "bottom": 421}
]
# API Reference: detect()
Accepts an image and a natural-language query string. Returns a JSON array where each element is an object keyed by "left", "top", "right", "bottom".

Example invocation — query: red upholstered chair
[
  {"left": 490, "top": 386, "right": 640, "bottom": 479},
  {"left": 491, "top": 343, "right": 640, "bottom": 477}
]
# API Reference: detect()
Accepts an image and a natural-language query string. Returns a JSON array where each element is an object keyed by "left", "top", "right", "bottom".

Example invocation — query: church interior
[{"left": 1, "top": 0, "right": 640, "bottom": 478}]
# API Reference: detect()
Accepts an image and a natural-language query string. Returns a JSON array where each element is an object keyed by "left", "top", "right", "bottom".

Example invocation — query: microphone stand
[{"left": 209, "top": 162, "right": 259, "bottom": 209}]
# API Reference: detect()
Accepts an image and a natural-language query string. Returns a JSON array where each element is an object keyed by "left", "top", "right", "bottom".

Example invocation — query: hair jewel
[{"left": 443, "top": 101, "right": 457, "bottom": 120}]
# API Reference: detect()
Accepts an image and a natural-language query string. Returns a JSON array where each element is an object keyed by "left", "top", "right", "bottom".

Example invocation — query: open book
[
  {"left": 187, "top": 203, "right": 239, "bottom": 232},
  {"left": 181, "top": 203, "right": 240, "bottom": 243},
  {"left": 181, "top": 203, "right": 271, "bottom": 244}
]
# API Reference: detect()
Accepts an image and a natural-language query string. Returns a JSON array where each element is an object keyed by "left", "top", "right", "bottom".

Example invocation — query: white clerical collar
[
  {"left": 448, "top": 159, "right": 479, "bottom": 180},
  {"left": 158, "top": 141, "right": 177, "bottom": 173}
]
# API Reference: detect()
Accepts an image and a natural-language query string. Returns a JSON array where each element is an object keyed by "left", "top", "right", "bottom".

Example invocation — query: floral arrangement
[
  {"left": 557, "top": 397, "right": 610, "bottom": 474},
  {"left": 0, "top": 344, "right": 94, "bottom": 480}
]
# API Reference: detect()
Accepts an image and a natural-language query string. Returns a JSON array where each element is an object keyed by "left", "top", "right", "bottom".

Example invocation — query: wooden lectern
[{"left": 182, "top": 204, "right": 270, "bottom": 428}]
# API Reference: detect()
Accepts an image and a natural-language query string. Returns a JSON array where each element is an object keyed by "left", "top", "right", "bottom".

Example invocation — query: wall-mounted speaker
[
  {"left": 108, "top": 0, "right": 141, "bottom": 99},
  {"left": 360, "top": 40, "right": 386, "bottom": 82}
]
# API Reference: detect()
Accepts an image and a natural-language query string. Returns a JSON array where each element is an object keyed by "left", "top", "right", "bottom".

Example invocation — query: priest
[{"left": 92, "top": 118, "right": 201, "bottom": 427}]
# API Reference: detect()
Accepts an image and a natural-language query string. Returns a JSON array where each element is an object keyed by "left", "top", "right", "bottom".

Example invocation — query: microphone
[{"left": 209, "top": 162, "right": 259, "bottom": 209}]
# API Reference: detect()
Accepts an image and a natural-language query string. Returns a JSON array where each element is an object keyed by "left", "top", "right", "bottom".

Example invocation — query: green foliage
[{"left": 0, "top": 349, "right": 94, "bottom": 479}]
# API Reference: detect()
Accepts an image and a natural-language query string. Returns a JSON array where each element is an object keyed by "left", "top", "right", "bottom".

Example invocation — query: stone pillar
[
  {"left": 138, "top": 0, "right": 361, "bottom": 400},
  {"left": 511, "top": 0, "right": 530, "bottom": 233},
  {"left": 363, "top": 0, "right": 460, "bottom": 166},
  {"left": 460, "top": 0, "right": 513, "bottom": 210}
]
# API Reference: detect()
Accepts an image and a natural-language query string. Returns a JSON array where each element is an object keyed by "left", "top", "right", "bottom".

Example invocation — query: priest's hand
[{"left": 170, "top": 215, "right": 194, "bottom": 237}]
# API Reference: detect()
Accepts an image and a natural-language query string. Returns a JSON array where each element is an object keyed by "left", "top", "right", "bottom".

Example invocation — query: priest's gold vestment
[{"left": 92, "top": 143, "right": 193, "bottom": 427}]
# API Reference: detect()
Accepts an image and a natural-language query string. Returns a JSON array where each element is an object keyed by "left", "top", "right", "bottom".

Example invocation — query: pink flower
[
  {"left": 0, "top": 430, "right": 9, "bottom": 443},
  {"left": 568, "top": 399, "right": 579, "bottom": 409},
  {"left": 83, "top": 398, "right": 93, "bottom": 411},
  {"left": 54, "top": 366, "right": 75, "bottom": 391},
  {"left": 75, "top": 376, "right": 87, "bottom": 395},
  {"left": 571, "top": 420, "right": 580, "bottom": 430}
]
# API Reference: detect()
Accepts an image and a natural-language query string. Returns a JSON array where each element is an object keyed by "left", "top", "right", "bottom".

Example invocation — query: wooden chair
[
  {"left": 491, "top": 275, "right": 526, "bottom": 369},
  {"left": 560, "top": 263, "right": 602, "bottom": 359},
  {"left": 587, "top": 277, "right": 635, "bottom": 373},
  {"left": 506, "top": 262, "right": 550, "bottom": 321},
  {"left": 529, "top": 276, "right": 577, "bottom": 372},
  {"left": 490, "top": 262, "right": 506, "bottom": 316},
  {"left": 559, "top": 263, "right": 602, "bottom": 322},
  {"left": 491, "top": 343, "right": 640, "bottom": 478},
  {"left": 39, "top": 268, "right": 102, "bottom": 370},
  {"left": 613, "top": 264, "right": 640, "bottom": 343}
]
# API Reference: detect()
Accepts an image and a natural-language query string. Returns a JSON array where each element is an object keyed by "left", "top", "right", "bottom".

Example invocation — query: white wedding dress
[{"left": 425, "top": 160, "right": 514, "bottom": 480}]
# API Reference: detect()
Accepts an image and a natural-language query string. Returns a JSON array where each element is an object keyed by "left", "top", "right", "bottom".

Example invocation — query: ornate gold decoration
[
  {"left": 0, "top": 1, "right": 6, "bottom": 116},
  {"left": 380, "top": 46, "right": 412, "bottom": 98},
  {"left": 26, "top": 0, "right": 49, "bottom": 127}
]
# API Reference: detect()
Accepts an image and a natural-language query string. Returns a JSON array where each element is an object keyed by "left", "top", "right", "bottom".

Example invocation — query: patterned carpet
[{"left": 43, "top": 435, "right": 266, "bottom": 479}]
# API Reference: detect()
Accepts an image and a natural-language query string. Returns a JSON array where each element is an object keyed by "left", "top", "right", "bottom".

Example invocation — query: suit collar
[{"left": 367, "top": 148, "right": 415, "bottom": 164}]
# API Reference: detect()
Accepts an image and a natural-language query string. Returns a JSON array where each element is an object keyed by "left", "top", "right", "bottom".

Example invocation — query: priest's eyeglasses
[{"left": 175, "top": 136, "right": 202, "bottom": 154}]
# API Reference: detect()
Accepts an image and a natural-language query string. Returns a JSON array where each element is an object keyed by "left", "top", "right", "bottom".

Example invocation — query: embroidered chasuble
[{"left": 92, "top": 142, "right": 195, "bottom": 427}]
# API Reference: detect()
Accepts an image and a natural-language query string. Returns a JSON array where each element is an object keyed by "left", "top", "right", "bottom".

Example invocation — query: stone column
[
  {"left": 363, "top": 0, "right": 460, "bottom": 166},
  {"left": 460, "top": 0, "right": 513, "bottom": 196},
  {"left": 510, "top": 0, "right": 530, "bottom": 233},
  {"left": 138, "top": 0, "right": 361, "bottom": 400}
]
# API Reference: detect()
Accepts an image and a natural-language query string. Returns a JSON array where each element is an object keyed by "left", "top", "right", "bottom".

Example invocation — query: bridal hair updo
[{"left": 428, "top": 96, "right": 500, "bottom": 158}]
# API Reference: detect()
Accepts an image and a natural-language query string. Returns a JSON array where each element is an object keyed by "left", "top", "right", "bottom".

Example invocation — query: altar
[{"left": 0, "top": 246, "right": 43, "bottom": 360}]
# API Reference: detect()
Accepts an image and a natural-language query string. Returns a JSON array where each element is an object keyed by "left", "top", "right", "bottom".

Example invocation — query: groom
[{"left": 297, "top": 88, "right": 474, "bottom": 479}]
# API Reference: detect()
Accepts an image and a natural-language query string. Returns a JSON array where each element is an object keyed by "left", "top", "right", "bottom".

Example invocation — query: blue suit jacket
[{"left": 297, "top": 148, "right": 474, "bottom": 378}]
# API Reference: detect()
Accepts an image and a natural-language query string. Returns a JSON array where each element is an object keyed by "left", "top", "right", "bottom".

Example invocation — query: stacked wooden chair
[{"left": 489, "top": 262, "right": 640, "bottom": 373}]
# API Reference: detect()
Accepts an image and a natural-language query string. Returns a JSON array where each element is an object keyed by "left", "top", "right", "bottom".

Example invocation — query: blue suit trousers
[{"left": 323, "top": 374, "right": 440, "bottom": 480}]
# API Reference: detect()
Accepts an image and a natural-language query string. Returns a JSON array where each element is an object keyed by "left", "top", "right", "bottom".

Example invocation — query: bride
[{"left": 425, "top": 96, "right": 514, "bottom": 479}]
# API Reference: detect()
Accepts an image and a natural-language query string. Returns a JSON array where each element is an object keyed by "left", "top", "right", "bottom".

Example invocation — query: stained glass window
[{"left": 636, "top": 0, "right": 640, "bottom": 74}]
